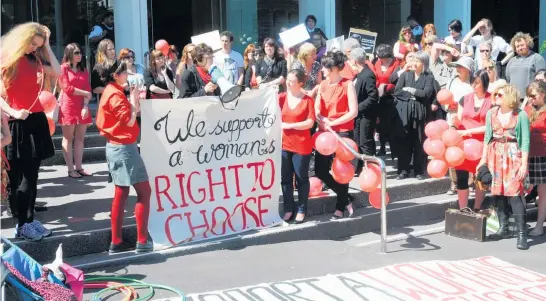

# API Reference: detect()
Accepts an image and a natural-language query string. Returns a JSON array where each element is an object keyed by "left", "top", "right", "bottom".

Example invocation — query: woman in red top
[
  {"left": 454, "top": 70, "right": 492, "bottom": 210},
  {"left": 373, "top": 44, "right": 400, "bottom": 156},
  {"left": 315, "top": 51, "right": 358, "bottom": 219},
  {"left": 393, "top": 26, "right": 419, "bottom": 62},
  {"left": 0, "top": 23, "right": 61, "bottom": 241},
  {"left": 279, "top": 69, "right": 315, "bottom": 223},
  {"left": 58, "top": 43, "right": 93, "bottom": 179},
  {"left": 95, "top": 61, "right": 152, "bottom": 254},
  {"left": 526, "top": 80, "right": 546, "bottom": 236}
]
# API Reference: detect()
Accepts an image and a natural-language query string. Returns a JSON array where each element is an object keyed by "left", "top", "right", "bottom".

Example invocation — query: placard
[
  {"left": 141, "top": 89, "right": 283, "bottom": 249},
  {"left": 348, "top": 28, "right": 378, "bottom": 55},
  {"left": 191, "top": 30, "right": 222, "bottom": 51},
  {"left": 279, "top": 24, "right": 310, "bottom": 49},
  {"left": 326, "top": 35, "right": 344, "bottom": 51}
]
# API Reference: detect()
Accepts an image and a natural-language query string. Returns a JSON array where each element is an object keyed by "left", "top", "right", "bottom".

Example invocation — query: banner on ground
[{"left": 141, "top": 89, "right": 283, "bottom": 249}]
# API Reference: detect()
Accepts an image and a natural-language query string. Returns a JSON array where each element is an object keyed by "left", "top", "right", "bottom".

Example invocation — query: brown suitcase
[{"left": 445, "top": 208, "right": 487, "bottom": 241}]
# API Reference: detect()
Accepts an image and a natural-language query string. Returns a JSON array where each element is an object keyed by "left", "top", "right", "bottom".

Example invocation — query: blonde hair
[
  {"left": 510, "top": 32, "right": 534, "bottom": 51},
  {"left": 0, "top": 22, "right": 48, "bottom": 88},
  {"left": 95, "top": 39, "right": 114, "bottom": 65},
  {"left": 297, "top": 42, "right": 317, "bottom": 64},
  {"left": 176, "top": 43, "right": 195, "bottom": 76},
  {"left": 498, "top": 84, "right": 521, "bottom": 110},
  {"left": 526, "top": 80, "right": 546, "bottom": 123}
]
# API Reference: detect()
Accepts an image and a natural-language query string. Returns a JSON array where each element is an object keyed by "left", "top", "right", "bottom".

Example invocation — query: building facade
[{"left": 1, "top": 0, "right": 544, "bottom": 66}]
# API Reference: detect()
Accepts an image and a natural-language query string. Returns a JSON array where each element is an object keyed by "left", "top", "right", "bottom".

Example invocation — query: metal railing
[{"left": 325, "top": 127, "right": 389, "bottom": 253}]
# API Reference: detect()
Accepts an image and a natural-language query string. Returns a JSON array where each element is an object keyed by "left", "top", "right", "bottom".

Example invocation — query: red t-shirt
[
  {"left": 279, "top": 92, "right": 315, "bottom": 155},
  {"left": 526, "top": 105, "right": 546, "bottom": 157},
  {"left": 4, "top": 55, "right": 44, "bottom": 113},
  {"left": 318, "top": 78, "right": 354, "bottom": 132},
  {"left": 96, "top": 83, "right": 140, "bottom": 145}
]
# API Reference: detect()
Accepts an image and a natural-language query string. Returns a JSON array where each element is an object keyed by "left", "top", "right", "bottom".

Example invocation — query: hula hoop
[
  {"left": 84, "top": 282, "right": 136, "bottom": 301},
  {"left": 85, "top": 276, "right": 186, "bottom": 301}
]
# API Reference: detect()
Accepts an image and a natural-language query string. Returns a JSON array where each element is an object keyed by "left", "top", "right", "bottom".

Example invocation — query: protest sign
[
  {"left": 140, "top": 89, "right": 283, "bottom": 249},
  {"left": 326, "top": 35, "right": 344, "bottom": 51},
  {"left": 279, "top": 24, "right": 310, "bottom": 49},
  {"left": 191, "top": 30, "right": 222, "bottom": 51},
  {"left": 348, "top": 28, "right": 378, "bottom": 55}
]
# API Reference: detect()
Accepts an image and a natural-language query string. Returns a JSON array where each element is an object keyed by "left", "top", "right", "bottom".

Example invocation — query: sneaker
[
  {"left": 29, "top": 220, "right": 53, "bottom": 237},
  {"left": 136, "top": 240, "right": 154, "bottom": 254},
  {"left": 15, "top": 223, "right": 43, "bottom": 242},
  {"left": 109, "top": 242, "right": 132, "bottom": 254}
]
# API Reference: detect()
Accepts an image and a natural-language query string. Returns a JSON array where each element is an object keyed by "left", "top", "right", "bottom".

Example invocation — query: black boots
[
  {"left": 488, "top": 209, "right": 510, "bottom": 240},
  {"left": 514, "top": 214, "right": 529, "bottom": 250}
]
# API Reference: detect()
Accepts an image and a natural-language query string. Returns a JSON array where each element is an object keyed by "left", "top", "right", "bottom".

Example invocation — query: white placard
[
  {"left": 279, "top": 24, "right": 310, "bottom": 49},
  {"left": 326, "top": 35, "right": 345, "bottom": 51},
  {"left": 191, "top": 30, "right": 222, "bottom": 51},
  {"left": 141, "top": 89, "right": 283, "bottom": 249}
]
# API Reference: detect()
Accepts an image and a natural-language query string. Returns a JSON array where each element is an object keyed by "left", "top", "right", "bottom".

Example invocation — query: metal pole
[
  {"left": 325, "top": 127, "right": 388, "bottom": 253},
  {"left": 84, "top": 35, "right": 91, "bottom": 73}
]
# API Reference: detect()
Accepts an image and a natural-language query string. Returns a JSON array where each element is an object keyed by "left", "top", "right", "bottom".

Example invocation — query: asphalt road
[{"left": 82, "top": 223, "right": 546, "bottom": 300}]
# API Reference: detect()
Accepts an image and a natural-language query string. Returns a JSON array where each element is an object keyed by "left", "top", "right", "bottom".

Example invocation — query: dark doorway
[{"left": 149, "top": 0, "right": 193, "bottom": 52}]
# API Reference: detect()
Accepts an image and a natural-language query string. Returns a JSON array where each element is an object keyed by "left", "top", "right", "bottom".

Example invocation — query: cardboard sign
[
  {"left": 140, "top": 89, "right": 283, "bottom": 249},
  {"left": 326, "top": 35, "right": 344, "bottom": 51},
  {"left": 348, "top": 28, "right": 378, "bottom": 55},
  {"left": 191, "top": 30, "right": 222, "bottom": 51},
  {"left": 279, "top": 24, "right": 310, "bottom": 49}
]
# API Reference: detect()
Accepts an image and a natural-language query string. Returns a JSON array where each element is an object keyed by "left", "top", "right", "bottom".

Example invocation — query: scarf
[{"left": 196, "top": 66, "right": 212, "bottom": 84}]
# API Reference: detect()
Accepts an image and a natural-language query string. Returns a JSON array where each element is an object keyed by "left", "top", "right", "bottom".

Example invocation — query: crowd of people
[{"left": 0, "top": 14, "right": 545, "bottom": 253}]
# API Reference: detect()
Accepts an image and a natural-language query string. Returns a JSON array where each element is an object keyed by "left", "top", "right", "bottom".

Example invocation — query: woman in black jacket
[
  {"left": 392, "top": 51, "right": 435, "bottom": 180},
  {"left": 177, "top": 43, "right": 220, "bottom": 98},
  {"left": 255, "top": 37, "right": 287, "bottom": 92}
]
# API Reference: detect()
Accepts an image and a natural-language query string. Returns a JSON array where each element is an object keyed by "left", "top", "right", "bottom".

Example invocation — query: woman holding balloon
[
  {"left": 479, "top": 84, "right": 530, "bottom": 250},
  {"left": 315, "top": 51, "right": 358, "bottom": 219},
  {"left": 0, "top": 23, "right": 60, "bottom": 241},
  {"left": 279, "top": 69, "right": 315, "bottom": 223}
]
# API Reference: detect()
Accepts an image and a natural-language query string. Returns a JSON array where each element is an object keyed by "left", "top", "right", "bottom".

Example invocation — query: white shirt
[
  {"left": 469, "top": 35, "right": 512, "bottom": 69},
  {"left": 444, "top": 35, "right": 473, "bottom": 56},
  {"left": 213, "top": 50, "right": 244, "bottom": 85}
]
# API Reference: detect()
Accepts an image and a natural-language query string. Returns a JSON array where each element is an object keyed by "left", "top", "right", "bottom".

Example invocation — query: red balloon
[
  {"left": 311, "top": 131, "right": 323, "bottom": 148},
  {"left": 315, "top": 132, "right": 338, "bottom": 156},
  {"left": 367, "top": 163, "right": 382, "bottom": 177},
  {"left": 39, "top": 91, "right": 57, "bottom": 113},
  {"left": 331, "top": 158, "right": 355, "bottom": 184},
  {"left": 309, "top": 177, "right": 323, "bottom": 197},
  {"left": 423, "top": 138, "right": 433, "bottom": 156},
  {"left": 442, "top": 128, "right": 462, "bottom": 147},
  {"left": 428, "top": 140, "right": 446, "bottom": 159},
  {"left": 425, "top": 122, "right": 443, "bottom": 140},
  {"left": 335, "top": 138, "right": 358, "bottom": 161},
  {"left": 435, "top": 119, "right": 450, "bottom": 133},
  {"left": 155, "top": 39, "right": 170, "bottom": 56},
  {"left": 47, "top": 117, "right": 55, "bottom": 136},
  {"left": 358, "top": 167, "right": 381, "bottom": 192},
  {"left": 445, "top": 146, "right": 465, "bottom": 167},
  {"left": 463, "top": 139, "right": 483, "bottom": 161},
  {"left": 437, "top": 89, "right": 454, "bottom": 105},
  {"left": 369, "top": 189, "right": 390, "bottom": 209},
  {"left": 427, "top": 159, "right": 449, "bottom": 179}
]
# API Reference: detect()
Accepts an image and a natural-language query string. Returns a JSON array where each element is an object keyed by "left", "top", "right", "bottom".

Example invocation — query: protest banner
[
  {"left": 348, "top": 28, "right": 378, "bottom": 56},
  {"left": 140, "top": 89, "right": 283, "bottom": 249}
]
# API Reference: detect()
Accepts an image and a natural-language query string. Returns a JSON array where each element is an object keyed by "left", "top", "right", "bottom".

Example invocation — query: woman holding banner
[
  {"left": 280, "top": 69, "right": 315, "bottom": 223},
  {"left": 95, "top": 60, "right": 153, "bottom": 254},
  {"left": 315, "top": 51, "right": 358, "bottom": 219},
  {"left": 178, "top": 43, "right": 220, "bottom": 98}
]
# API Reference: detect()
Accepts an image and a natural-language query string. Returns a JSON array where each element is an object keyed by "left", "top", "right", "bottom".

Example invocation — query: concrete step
[
  {"left": 50, "top": 132, "right": 106, "bottom": 150},
  {"left": 54, "top": 123, "right": 100, "bottom": 135},
  {"left": 41, "top": 146, "right": 107, "bottom": 166}
]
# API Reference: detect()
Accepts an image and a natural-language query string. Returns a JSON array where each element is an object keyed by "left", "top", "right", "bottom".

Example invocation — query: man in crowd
[{"left": 214, "top": 31, "right": 245, "bottom": 86}]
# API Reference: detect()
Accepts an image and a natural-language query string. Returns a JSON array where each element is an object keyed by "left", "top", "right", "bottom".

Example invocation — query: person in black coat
[
  {"left": 392, "top": 51, "right": 436, "bottom": 180},
  {"left": 254, "top": 37, "right": 288, "bottom": 92},
  {"left": 177, "top": 43, "right": 220, "bottom": 98},
  {"left": 349, "top": 48, "right": 378, "bottom": 169}
]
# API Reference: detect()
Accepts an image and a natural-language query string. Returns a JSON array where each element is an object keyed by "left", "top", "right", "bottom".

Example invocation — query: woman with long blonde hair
[
  {"left": 175, "top": 43, "right": 195, "bottom": 97},
  {"left": 91, "top": 39, "right": 116, "bottom": 97},
  {"left": 0, "top": 22, "right": 61, "bottom": 241}
]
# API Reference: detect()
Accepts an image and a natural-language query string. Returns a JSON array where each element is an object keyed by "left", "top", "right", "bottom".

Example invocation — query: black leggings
[
  {"left": 456, "top": 170, "right": 470, "bottom": 190},
  {"left": 8, "top": 158, "right": 41, "bottom": 227},
  {"left": 496, "top": 195, "right": 526, "bottom": 216}
]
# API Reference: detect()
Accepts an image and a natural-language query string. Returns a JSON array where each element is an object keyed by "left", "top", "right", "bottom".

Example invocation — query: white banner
[{"left": 141, "top": 89, "right": 283, "bottom": 249}]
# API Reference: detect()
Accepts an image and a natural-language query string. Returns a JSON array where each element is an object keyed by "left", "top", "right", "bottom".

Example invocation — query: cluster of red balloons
[
  {"left": 155, "top": 39, "right": 170, "bottom": 56},
  {"left": 39, "top": 91, "right": 57, "bottom": 136},
  {"left": 424, "top": 119, "right": 483, "bottom": 178},
  {"left": 313, "top": 131, "right": 357, "bottom": 185}
]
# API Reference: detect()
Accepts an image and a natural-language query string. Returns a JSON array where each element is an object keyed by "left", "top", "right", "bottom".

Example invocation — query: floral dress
[{"left": 487, "top": 107, "right": 525, "bottom": 196}]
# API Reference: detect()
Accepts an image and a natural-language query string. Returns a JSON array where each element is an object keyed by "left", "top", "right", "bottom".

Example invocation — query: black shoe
[
  {"left": 514, "top": 214, "right": 529, "bottom": 250},
  {"left": 416, "top": 174, "right": 426, "bottom": 180},
  {"left": 396, "top": 173, "right": 408, "bottom": 180},
  {"left": 136, "top": 240, "right": 154, "bottom": 254},
  {"left": 109, "top": 242, "right": 132, "bottom": 254},
  {"left": 377, "top": 149, "right": 387, "bottom": 156}
]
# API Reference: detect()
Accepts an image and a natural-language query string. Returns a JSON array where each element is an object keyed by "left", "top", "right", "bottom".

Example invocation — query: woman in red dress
[
  {"left": 454, "top": 70, "right": 492, "bottom": 210},
  {"left": 58, "top": 43, "right": 93, "bottom": 179},
  {"left": 0, "top": 23, "right": 61, "bottom": 241},
  {"left": 393, "top": 26, "right": 419, "bottom": 62}
]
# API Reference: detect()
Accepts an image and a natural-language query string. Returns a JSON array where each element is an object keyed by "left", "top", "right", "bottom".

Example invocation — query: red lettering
[
  {"left": 483, "top": 291, "right": 527, "bottom": 301},
  {"left": 360, "top": 270, "right": 437, "bottom": 300},
  {"left": 448, "top": 262, "right": 520, "bottom": 287},
  {"left": 393, "top": 263, "right": 466, "bottom": 295},
  {"left": 206, "top": 167, "right": 230, "bottom": 202},
  {"left": 260, "top": 159, "right": 275, "bottom": 190},
  {"left": 257, "top": 194, "right": 271, "bottom": 227},
  {"left": 184, "top": 210, "right": 209, "bottom": 239},
  {"left": 228, "top": 164, "right": 244, "bottom": 197},
  {"left": 247, "top": 161, "right": 264, "bottom": 192},
  {"left": 155, "top": 175, "right": 177, "bottom": 212},
  {"left": 247, "top": 160, "right": 275, "bottom": 192},
  {"left": 164, "top": 213, "right": 191, "bottom": 246},
  {"left": 210, "top": 206, "right": 230, "bottom": 236},
  {"left": 477, "top": 257, "right": 546, "bottom": 283},
  {"left": 524, "top": 284, "right": 546, "bottom": 300},
  {"left": 419, "top": 262, "right": 497, "bottom": 292},
  {"left": 176, "top": 173, "right": 189, "bottom": 208},
  {"left": 227, "top": 203, "right": 247, "bottom": 231},
  {"left": 187, "top": 171, "right": 206, "bottom": 204},
  {"left": 244, "top": 197, "right": 260, "bottom": 227}
]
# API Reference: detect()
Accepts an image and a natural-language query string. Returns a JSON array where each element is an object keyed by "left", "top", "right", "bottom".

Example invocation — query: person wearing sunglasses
[
  {"left": 479, "top": 84, "right": 531, "bottom": 250},
  {"left": 463, "top": 18, "right": 513, "bottom": 71},
  {"left": 482, "top": 58, "right": 507, "bottom": 93}
]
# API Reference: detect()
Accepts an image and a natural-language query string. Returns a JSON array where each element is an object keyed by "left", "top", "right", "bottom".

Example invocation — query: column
[
  {"left": 538, "top": 0, "right": 546, "bottom": 58},
  {"left": 434, "top": 0, "right": 471, "bottom": 39},
  {"left": 299, "top": 0, "right": 335, "bottom": 39},
  {"left": 113, "top": 0, "right": 149, "bottom": 65}
]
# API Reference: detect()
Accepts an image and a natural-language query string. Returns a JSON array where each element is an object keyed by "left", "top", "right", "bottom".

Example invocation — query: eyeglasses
[
  {"left": 480, "top": 49, "right": 491, "bottom": 53},
  {"left": 485, "top": 66, "right": 495, "bottom": 70},
  {"left": 494, "top": 92, "right": 504, "bottom": 98},
  {"left": 426, "top": 42, "right": 434, "bottom": 46},
  {"left": 73, "top": 51, "right": 82, "bottom": 55},
  {"left": 125, "top": 56, "right": 135, "bottom": 59}
]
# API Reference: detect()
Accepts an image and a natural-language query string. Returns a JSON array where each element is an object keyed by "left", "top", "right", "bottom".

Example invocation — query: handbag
[{"left": 59, "top": 263, "right": 84, "bottom": 301}]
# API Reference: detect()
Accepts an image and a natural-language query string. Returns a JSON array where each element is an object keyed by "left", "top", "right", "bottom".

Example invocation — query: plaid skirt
[{"left": 529, "top": 156, "right": 546, "bottom": 185}]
